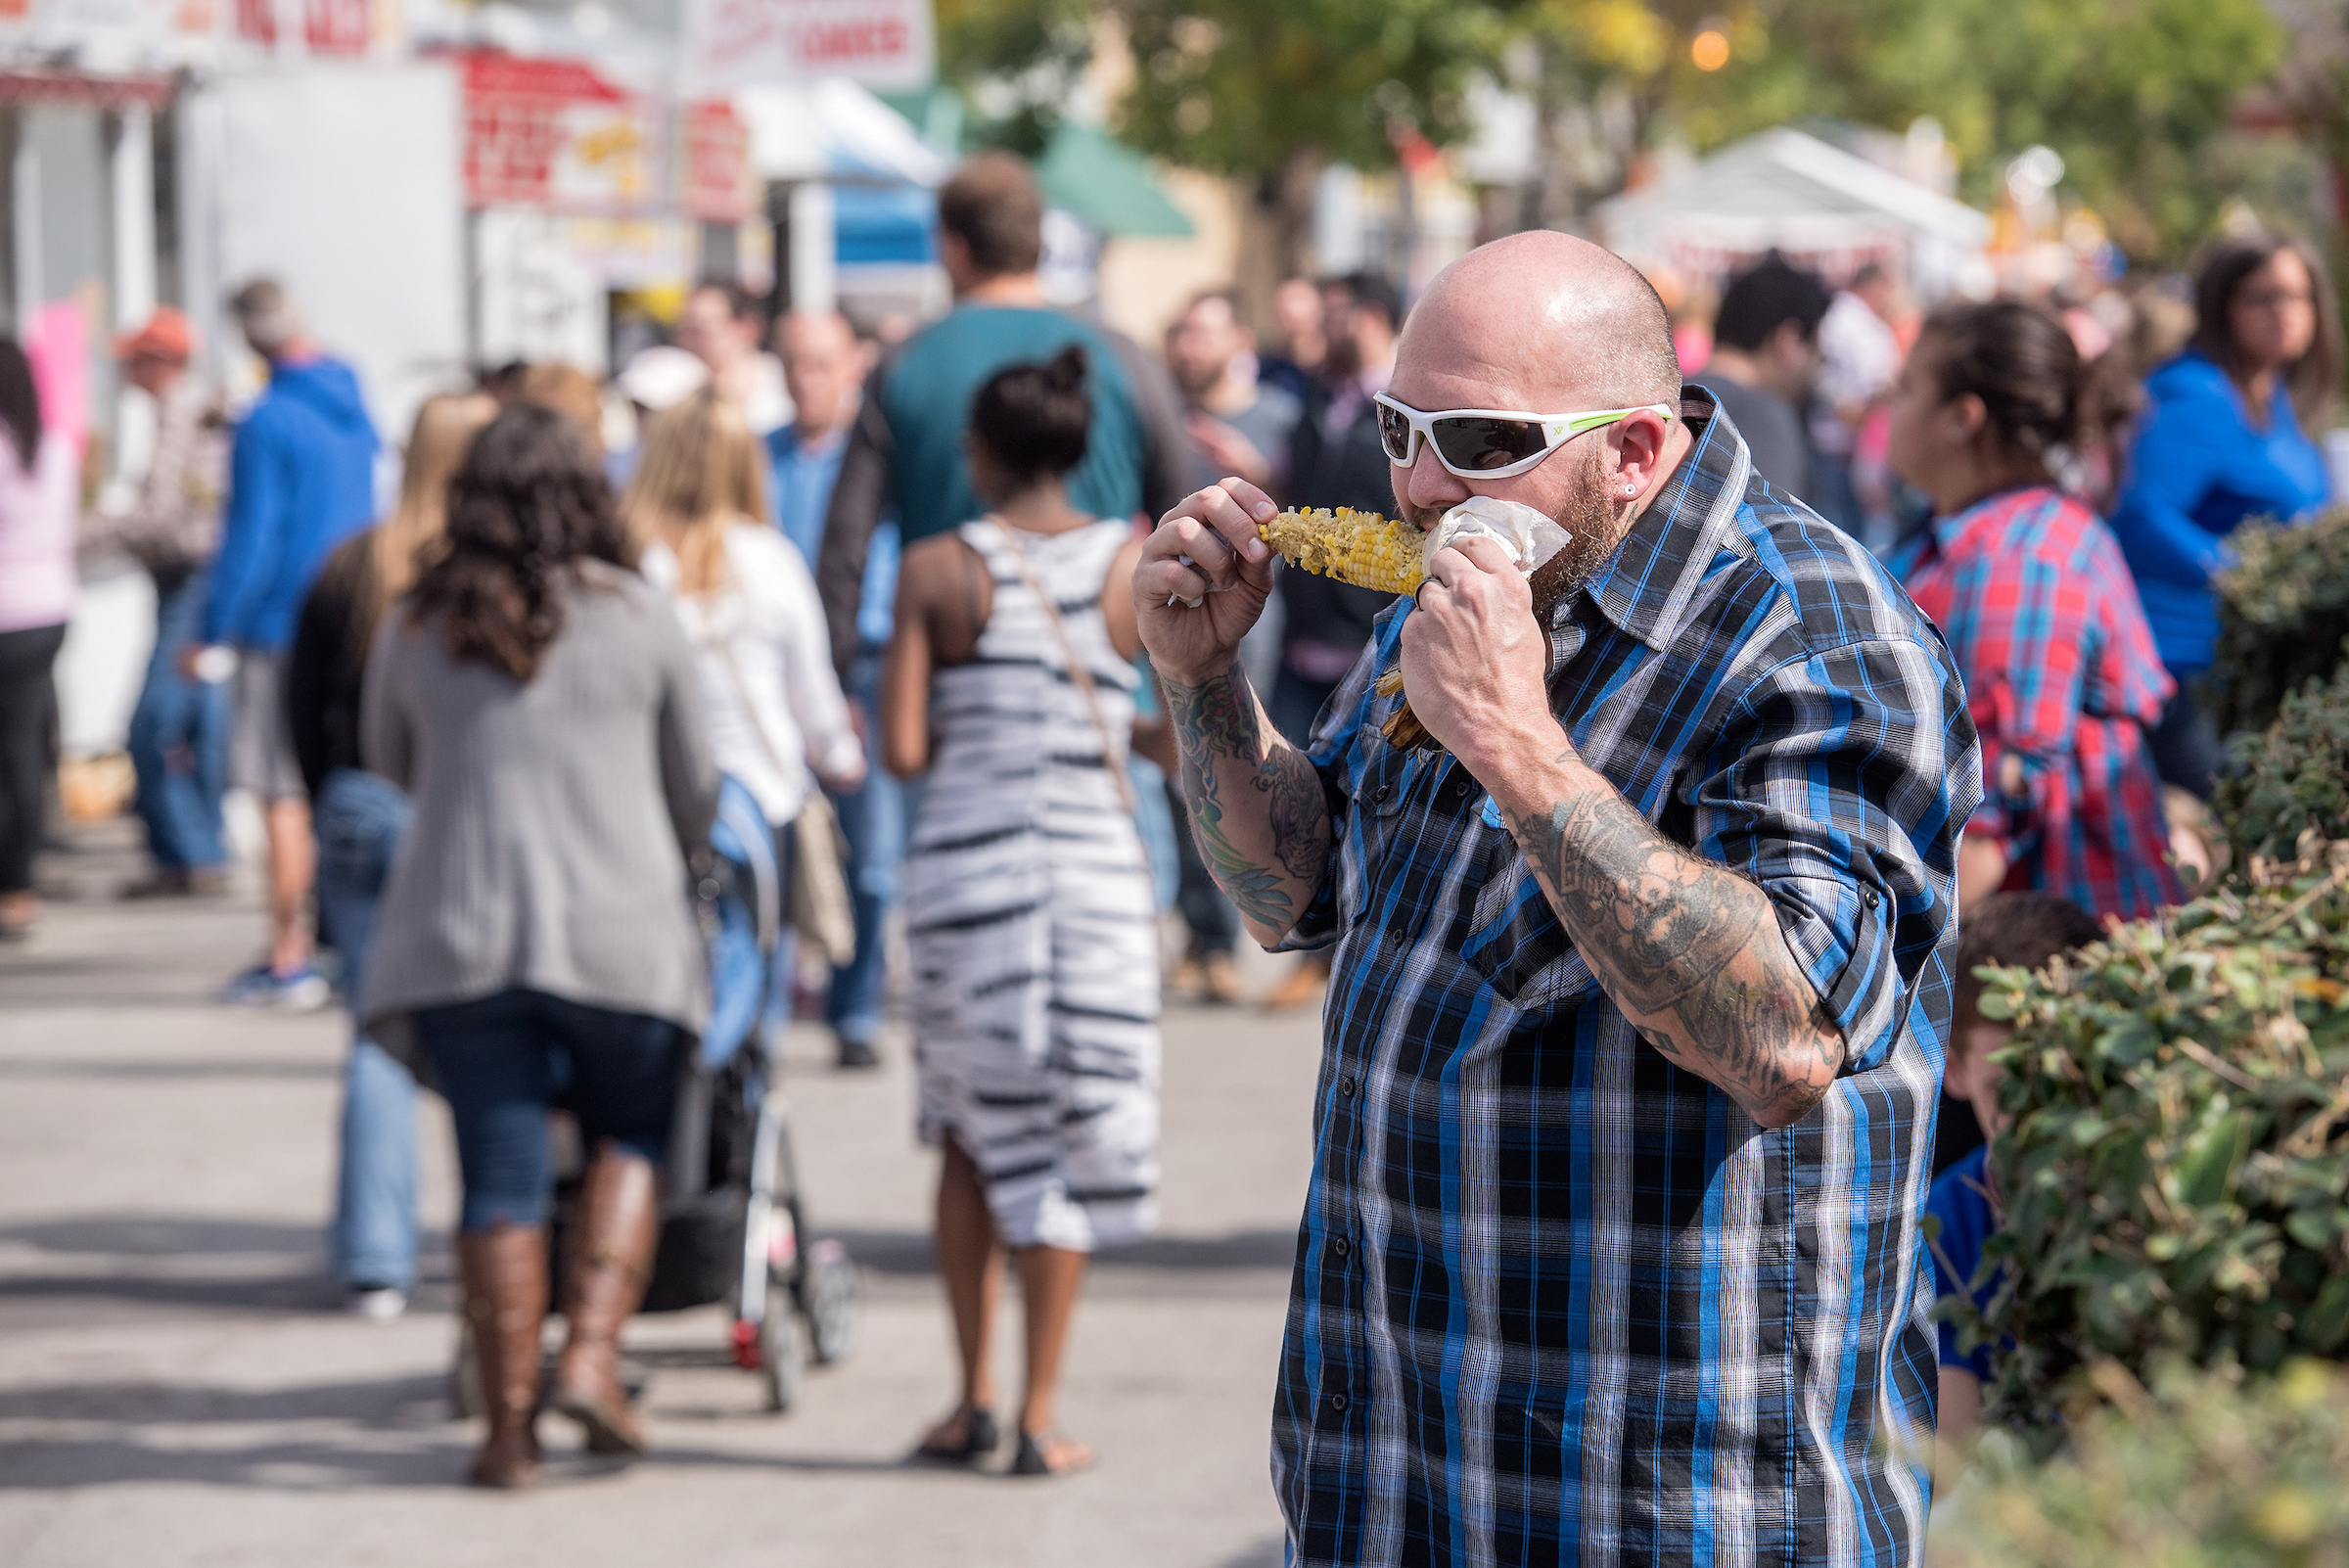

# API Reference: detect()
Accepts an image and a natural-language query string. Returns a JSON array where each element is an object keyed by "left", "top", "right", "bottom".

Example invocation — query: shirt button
[
  {"left": 1338, "top": 1075, "right": 1357, "bottom": 1096},
  {"left": 1865, "top": 887, "right": 1881, "bottom": 909},
  {"left": 1331, "top": 1237, "right": 1350, "bottom": 1258},
  {"left": 1328, "top": 1392, "right": 1349, "bottom": 1412},
  {"left": 1451, "top": 776, "right": 1470, "bottom": 799},
  {"left": 1372, "top": 782, "right": 1392, "bottom": 804}
]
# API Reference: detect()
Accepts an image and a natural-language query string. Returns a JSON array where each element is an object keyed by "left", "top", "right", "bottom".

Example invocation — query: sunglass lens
[
  {"left": 1432, "top": 416, "right": 1548, "bottom": 472},
  {"left": 1375, "top": 401, "right": 1417, "bottom": 464}
]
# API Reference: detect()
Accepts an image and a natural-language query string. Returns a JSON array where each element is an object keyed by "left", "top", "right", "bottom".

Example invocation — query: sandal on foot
[
  {"left": 1010, "top": 1429, "right": 1094, "bottom": 1477},
  {"left": 909, "top": 1407, "right": 999, "bottom": 1465}
]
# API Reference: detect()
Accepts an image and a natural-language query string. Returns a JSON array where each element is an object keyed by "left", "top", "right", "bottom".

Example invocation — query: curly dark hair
[{"left": 408, "top": 403, "right": 632, "bottom": 682}]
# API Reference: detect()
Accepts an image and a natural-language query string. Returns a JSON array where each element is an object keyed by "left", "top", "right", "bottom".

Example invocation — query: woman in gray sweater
[{"left": 359, "top": 404, "right": 717, "bottom": 1489}]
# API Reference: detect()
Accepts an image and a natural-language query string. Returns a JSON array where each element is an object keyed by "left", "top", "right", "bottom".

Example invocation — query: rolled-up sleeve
[{"left": 1695, "top": 634, "right": 1977, "bottom": 1077}]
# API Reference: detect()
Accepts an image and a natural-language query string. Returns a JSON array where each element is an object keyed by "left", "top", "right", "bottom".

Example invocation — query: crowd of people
[{"left": 0, "top": 130, "right": 2337, "bottom": 1550}]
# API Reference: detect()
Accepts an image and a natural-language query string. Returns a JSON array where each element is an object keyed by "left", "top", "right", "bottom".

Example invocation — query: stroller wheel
[
  {"left": 799, "top": 1239, "right": 861, "bottom": 1366},
  {"left": 757, "top": 1282, "right": 806, "bottom": 1413}
]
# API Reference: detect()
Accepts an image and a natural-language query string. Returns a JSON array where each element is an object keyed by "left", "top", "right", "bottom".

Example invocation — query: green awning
[{"left": 1036, "top": 123, "right": 1194, "bottom": 239}]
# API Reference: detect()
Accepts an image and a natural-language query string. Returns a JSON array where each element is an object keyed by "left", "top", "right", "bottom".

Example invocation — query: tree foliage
[
  {"left": 937, "top": 0, "right": 2292, "bottom": 265},
  {"left": 1111, "top": 0, "right": 1515, "bottom": 179}
]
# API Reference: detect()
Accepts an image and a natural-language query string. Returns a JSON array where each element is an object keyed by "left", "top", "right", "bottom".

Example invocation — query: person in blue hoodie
[
  {"left": 2110, "top": 233, "right": 2340, "bottom": 798},
  {"left": 185, "top": 278, "right": 380, "bottom": 1006}
]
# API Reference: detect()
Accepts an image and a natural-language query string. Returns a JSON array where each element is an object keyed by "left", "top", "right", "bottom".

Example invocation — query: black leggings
[{"left": 0, "top": 622, "right": 66, "bottom": 894}]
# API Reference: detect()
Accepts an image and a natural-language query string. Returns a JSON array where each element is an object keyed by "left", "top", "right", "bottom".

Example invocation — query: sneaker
[
  {"left": 1261, "top": 956, "right": 1330, "bottom": 1014},
  {"left": 836, "top": 1036, "right": 881, "bottom": 1071},
  {"left": 345, "top": 1284, "right": 407, "bottom": 1321},
  {"left": 1199, "top": 951, "right": 1245, "bottom": 1006},
  {"left": 218, "top": 963, "right": 333, "bottom": 1011},
  {"left": 1168, "top": 953, "right": 1207, "bottom": 1002}
]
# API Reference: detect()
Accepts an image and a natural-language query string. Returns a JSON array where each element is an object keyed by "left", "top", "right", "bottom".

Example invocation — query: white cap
[{"left": 619, "top": 346, "right": 710, "bottom": 412}]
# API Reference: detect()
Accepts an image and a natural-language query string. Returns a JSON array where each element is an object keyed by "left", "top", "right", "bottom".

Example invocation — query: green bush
[
  {"left": 2218, "top": 664, "right": 2349, "bottom": 865},
  {"left": 1933, "top": 1359, "right": 2349, "bottom": 1568},
  {"left": 2205, "top": 505, "right": 2349, "bottom": 737},
  {"left": 1965, "top": 841, "right": 2349, "bottom": 1441}
]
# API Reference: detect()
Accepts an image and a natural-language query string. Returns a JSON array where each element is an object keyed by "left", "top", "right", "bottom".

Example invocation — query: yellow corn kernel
[{"left": 1256, "top": 507, "right": 1426, "bottom": 594}]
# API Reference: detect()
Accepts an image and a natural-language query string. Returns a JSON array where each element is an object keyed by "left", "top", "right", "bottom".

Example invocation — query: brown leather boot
[
  {"left": 549, "top": 1147, "right": 660, "bottom": 1455},
  {"left": 457, "top": 1224, "right": 547, "bottom": 1489}
]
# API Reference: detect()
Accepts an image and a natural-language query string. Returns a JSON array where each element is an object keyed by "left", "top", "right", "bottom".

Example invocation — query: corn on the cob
[{"left": 1257, "top": 507, "right": 1426, "bottom": 594}]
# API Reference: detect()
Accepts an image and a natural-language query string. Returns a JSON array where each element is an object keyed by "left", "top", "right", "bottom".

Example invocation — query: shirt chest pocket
[{"left": 1456, "top": 840, "right": 1594, "bottom": 1007}]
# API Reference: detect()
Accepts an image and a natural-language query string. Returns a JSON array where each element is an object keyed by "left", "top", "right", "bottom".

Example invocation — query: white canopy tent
[{"left": 1596, "top": 127, "right": 1991, "bottom": 301}]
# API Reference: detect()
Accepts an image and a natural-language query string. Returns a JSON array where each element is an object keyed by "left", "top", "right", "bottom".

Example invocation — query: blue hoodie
[
  {"left": 203, "top": 355, "right": 380, "bottom": 652},
  {"left": 2109, "top": 347, "right": 2333, "bottom": 672}
]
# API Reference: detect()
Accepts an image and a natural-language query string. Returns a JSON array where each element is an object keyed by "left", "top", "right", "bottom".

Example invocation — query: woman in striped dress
[{"left": 881, "top": 346, "right": 1157, "bottom": 1477}]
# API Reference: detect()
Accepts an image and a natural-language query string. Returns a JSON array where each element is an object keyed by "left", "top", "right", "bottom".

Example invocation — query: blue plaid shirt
[{"left": 1271, "top": 392, "right": 1979, "bottom": 1568}]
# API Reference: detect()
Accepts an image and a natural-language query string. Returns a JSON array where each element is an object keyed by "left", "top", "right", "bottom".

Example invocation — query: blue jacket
[
  {"left": 2109, "top": 348, "right": 2332, "bottom": 671},
  {"left": 204, "top": 356, "right": 379, "bottom": 651}
]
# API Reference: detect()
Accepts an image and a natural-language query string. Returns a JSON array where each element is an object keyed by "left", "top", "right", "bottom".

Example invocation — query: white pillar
[
  {"left": 12, "top": 115, "right": 41, "bottom": 331},
  {"left": 788, "top": 180, "right": 835, "bottom": 313},
  {"left": 111, "top": 104, "right": 156, "bottom": 329},
  {"left": 111, "top": 105, "right": 159, "bottom": 481},
  {"left": 174, "top": 88, "right": 225, "bottom": 390}
]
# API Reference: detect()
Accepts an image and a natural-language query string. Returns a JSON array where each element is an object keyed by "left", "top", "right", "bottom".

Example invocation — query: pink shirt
[{"left": 0, "top": 434, "right": 80, "bottom": 632}]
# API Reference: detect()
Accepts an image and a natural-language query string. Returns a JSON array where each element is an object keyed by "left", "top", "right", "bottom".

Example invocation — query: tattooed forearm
[
  {"left": 1165, "top": 658, "right": 1333, "bottom": 943},
  {"left": 1504, "top": 761, "right": 1844, "bottom": 1128}
]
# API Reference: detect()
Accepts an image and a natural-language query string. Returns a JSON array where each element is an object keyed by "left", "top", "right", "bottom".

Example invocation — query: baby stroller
[{"left": 452, "top": 779, "right": 860, "bottom": 1416}]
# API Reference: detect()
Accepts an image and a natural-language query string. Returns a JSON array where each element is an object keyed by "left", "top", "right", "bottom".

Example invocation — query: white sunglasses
[{"left": 1372, "top": 392, "right": 1676, "bottom": 480}]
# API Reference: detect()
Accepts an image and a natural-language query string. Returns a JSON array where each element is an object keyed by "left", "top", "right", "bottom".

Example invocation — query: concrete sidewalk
[{"left": 0, "top": 821, "right": 1323, "bottom": 1567}]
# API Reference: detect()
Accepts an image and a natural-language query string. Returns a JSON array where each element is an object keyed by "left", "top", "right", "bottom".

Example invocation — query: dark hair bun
[
  {"left": 1921, "top": 298, "right": 2086, "bottom": 461},
  {"left": 970, "top": 345, "right": 1091, "bottom": 486}
]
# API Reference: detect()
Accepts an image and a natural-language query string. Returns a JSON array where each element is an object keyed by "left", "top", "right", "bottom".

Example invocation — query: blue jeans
[
  {"left": 417, "top": 990, "right": 683, "bottom": 1232},
  {"left": 315, "top": 768, "right": 417, "bottom": 1288},
  {"left": 824, "top": 653, "right": 903, "bottom": 1046},
  {"left": 127, "top": 570, "right": 229, "bottom": 871}
]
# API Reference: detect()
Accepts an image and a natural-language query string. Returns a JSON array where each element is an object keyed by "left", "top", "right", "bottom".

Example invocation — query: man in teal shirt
[{"left": 814, "top": 151, "right": 1191, "bottom": 672}]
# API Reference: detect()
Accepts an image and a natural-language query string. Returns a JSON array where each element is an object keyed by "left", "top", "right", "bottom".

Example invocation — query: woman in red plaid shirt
[{"left": 1886, "top": 299, "right": 2182, "bottom": 920}]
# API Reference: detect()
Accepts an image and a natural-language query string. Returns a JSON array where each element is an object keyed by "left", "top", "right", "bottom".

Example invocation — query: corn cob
[
  {"left": 1257, "top": 507, "right": 1426, "bottom": 595},
  {"left": 1255, "top": 508, "right": 1439, "bottom": 747}
]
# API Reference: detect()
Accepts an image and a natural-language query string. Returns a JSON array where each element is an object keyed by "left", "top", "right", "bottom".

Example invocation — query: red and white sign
[
  {"left": 461, "top": 52, "right": 661, "bottom": 214},
  {"left": 236, "top": 0, "right": 375, "bottom": 54},
  {"left": 681, "top": 100, "right": 755, "bottom": 224},
  {"left": 682, "top": 0, "right": 935, "bottom": 92}
]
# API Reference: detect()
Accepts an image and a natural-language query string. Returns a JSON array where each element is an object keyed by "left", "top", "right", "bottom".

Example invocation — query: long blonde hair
[
  {"left": 372, "top": 391, "right": 499, "bottom": 622},
  {"left": 622, "top": 388, "right": 769, "bottom": 594}
]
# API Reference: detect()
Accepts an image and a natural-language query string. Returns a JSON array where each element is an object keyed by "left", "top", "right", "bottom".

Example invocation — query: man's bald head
[
  {"left": 1384, "top": 232, "right": 1693, "bottom": 585},
  {"left": 1400, "top": 232, "right": 1683, "bottom": 412},
  {"left": 779, "top": 308, "right": 866, "bottom": 438}
]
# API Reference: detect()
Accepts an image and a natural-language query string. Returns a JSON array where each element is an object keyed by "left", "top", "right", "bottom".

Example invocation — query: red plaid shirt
[{"left": 1895, "top": 485, "right": 2181, "bottom": 919}]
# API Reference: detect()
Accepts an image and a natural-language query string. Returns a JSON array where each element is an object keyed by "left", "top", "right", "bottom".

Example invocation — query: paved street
[{"left": 0, "top": 821, "right": 1321, "bottom": 1567}]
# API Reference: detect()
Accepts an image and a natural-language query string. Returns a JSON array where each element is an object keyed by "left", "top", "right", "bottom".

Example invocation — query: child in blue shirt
[{"left": 1928, "top": 891, "right": 2104, "bottom": 1451}]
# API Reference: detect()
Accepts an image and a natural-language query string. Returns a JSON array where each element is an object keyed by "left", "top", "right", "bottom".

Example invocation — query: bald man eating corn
[{"left": 1135, "top": 232, "right": 1978, "bottom": 1568}]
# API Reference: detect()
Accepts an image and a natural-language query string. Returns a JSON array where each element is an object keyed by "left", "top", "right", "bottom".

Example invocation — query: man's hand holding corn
[
  {"left": 1134, "top": 476, "right": 1281, "bottom": 687},
  {"left": 1395, "top": 536, "right": 1551, "bottom": 770}
]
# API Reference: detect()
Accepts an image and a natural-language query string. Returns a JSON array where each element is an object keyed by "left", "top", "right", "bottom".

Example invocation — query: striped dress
[{"left": 906, "top": 516, "right": 1161, "bottom": 1253}]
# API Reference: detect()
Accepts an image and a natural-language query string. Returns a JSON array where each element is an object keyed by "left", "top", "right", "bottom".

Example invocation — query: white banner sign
[{"left": 683, "top": 0, "right": 934, "bottom": 92}]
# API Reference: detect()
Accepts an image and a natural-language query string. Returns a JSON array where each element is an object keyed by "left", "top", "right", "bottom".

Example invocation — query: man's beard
[{"left": 1404, "top": 442, "right": 1630, "bottom": 604}]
